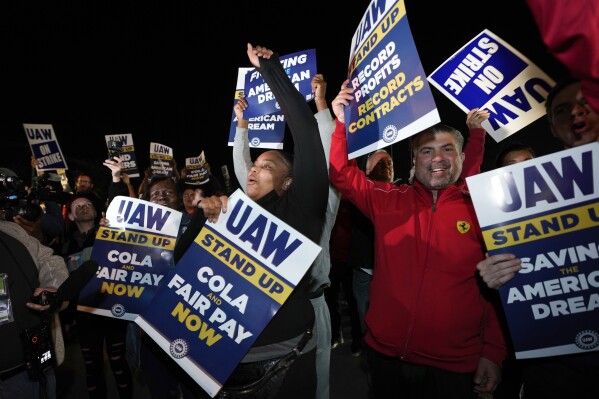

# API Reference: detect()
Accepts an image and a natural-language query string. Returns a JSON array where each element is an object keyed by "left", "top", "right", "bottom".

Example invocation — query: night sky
[{"left": 3, "top": 0, "right": 568, "bottom": 192}]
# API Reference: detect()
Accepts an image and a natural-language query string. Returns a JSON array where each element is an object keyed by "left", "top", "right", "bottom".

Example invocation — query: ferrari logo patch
[{"left": 456, "top": 221, "right": 470, "bottom": 234}]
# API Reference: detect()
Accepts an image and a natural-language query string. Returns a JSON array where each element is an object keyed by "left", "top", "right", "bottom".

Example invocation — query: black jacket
[{"left": 175, "top": 52, "right": 328, "bottom": 349}]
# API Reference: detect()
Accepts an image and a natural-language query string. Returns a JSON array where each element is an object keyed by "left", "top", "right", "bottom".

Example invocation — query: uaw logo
[
  {"left": 575, "top": 330, "right": 599, "bottom": 350},
  {"left": 250, "top": 137, "right": 261, "bottom": 147},
  {"left": 382, "top": 125, "right": 398, "bottom": 143},
  {"left": 170, "top": 338, "right": 190, "bottom": 359},
  {"left": 111, "top": 303, "right": 126, "bottom": 317},
  {"left": 456, "top": 221, "right": 471, "bottom": 234}
]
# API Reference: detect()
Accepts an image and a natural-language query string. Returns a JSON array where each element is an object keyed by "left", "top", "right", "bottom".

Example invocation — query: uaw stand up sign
[
  {"left": 136, "top": 189, "right": 321, "bottom": 397},
  {"left": 78, "top": 196, "right": 182, "bottom": 320},
  {"left": 467, "top": 143, "right": 599, "bottom": 359}
]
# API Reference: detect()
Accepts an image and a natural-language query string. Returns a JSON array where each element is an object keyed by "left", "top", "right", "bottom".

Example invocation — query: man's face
[
  {"left": 550, "top": 82, "right": 599, "bottom": 148},
  {"left": 413, "top": 132, "right": 464, "bottom": 191},
  {"left": 149, "top": 180, "right": 181, "bottom": 210},
  {"left": 246, "top": 151, "right": 291, "bottom": 200},
  {"left": 68, "top": 197, "right": 96, "bottom": 223},
  {"left": 368, "top": 155, "right": 394, "bottom": 183},
  {"left": 75, "top": 176, "right": 93, "bottom": 193}
]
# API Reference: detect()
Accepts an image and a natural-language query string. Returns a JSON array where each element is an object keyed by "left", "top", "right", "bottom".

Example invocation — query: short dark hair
[
  {"left": 545, "top": 76, "right": 580, "bottom": 123},
  {"left": 277, "top": 150, "right": 294, "bottom": 177},
  {"left": 494, "top": 141, "right": 536, "bottom": 168},
  {"left": 66, "top": 192, "right": 98, "bottom": 214},
  {"left": 410, "top": 123, "right": 464, "bottom": 155},
  {"left": 142, "top": 174, "right": 179, "bottom": 201}
]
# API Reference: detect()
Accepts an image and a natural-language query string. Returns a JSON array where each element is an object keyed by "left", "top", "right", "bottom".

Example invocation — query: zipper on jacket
[{"left": 431, "top": 191, "right": 438, "bottom": 212}]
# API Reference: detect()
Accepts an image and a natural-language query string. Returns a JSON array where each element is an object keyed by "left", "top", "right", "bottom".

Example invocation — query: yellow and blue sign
[
  {"left": 136, "top": 189, "right": 321, "bottom": 397},
  {"left": 467, "top": 143, "right": 599, "bottom": 359}
]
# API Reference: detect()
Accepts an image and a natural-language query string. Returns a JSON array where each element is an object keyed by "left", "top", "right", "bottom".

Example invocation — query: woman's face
[{"left": 148, "top": 179, "right": 181, "bottom": 210}]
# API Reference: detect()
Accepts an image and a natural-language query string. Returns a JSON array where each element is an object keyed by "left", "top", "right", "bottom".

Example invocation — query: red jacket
[
  {"left": 329, "top": 120, "right": 507, "bottom": 372},
  {"left": 526, "top": 0, "right": 599, "bottom": 112}
]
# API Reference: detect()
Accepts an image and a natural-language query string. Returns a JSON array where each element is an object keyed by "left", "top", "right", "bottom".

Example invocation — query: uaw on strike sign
[
  {"left": 136, "top": 189, "right": 321, "bottom": 397},
  {"left": 467, "top": 142, "right": 599, "bottom": 359}
]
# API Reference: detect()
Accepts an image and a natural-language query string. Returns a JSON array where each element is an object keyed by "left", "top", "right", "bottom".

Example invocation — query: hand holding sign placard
[
  {"left": 136, "top": 189, "right": 321, "bottom": 397},
  {"left": 467, "top": 143, "right": 599, "bottom": 359},
  {"left": 77, "top": 196, "right": 182, "bottom": 321}
]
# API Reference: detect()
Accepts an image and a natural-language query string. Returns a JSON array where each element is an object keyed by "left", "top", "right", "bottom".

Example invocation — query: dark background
[{"left": 2, "top": 0, "right": 568, "bottom": 193}]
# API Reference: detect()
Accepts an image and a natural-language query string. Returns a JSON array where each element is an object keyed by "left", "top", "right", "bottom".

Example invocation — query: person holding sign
[
  {"left": 476, "top": 77, "right": 599, "bottom": 399},
  {"left": 328, "top": 80, "right": 507, "bottom": 398},
  {"left": 182, "top": 44, "right": 328, "bottom": 398},
  {"left": 232, "top": 72, "right": 338, "bottom": 399},
  {"left": 62, "top": 194, "right": 133, "bottom": 399}
]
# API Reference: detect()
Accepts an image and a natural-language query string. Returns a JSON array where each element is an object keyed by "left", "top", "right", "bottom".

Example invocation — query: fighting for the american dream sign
[
  {"left": 78, "top": 197, "right": 182, "bottom": 320},
  {"left": 228, "top": 67, "right": 286, "bottom": 149},
  {"left": 466, "top": 142, "right": 599, "bottom": 359},
  {"left": 136, "top": 189, "right": 321, "bottom": 397},
  {"left": 242, "top": 48, "right": 317, "bottom": 120}
]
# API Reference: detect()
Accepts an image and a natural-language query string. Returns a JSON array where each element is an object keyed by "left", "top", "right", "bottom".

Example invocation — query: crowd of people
[{"left": 1, "top": 6, "right": 598, "bottom": 398}]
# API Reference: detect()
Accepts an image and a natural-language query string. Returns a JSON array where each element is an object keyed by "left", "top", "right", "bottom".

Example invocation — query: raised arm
[
  {"left": 462, "top": 108, "right": 489, "bottom": 178},
  {"left": 232, "top": 94, "right": 252, "bottom": 192},
  {"left": 248, "top": 43, "right": 328, "bottom": 218}
]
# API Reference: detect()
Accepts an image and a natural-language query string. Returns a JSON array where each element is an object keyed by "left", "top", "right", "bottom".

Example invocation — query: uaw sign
[
  {"left": 467, "top": 143, "right": 599, "bottom": 359},
  {"left": 78, "top": 197, "right": 182, "bottom": 320},
  {"left": 428, "top": 29, "right": 555, "bottom": 142},
  {"left": 344, "top": 0, "right": 440, "bottom": 159},
  {"left": 137, "top": 189, "right": 321, "bottom": 397},
  {"left": 228, "top": 67, "right": 286, "bottom": 149},
  {"left": 23, "top": 123, "right": 69, "bottom": 171}
]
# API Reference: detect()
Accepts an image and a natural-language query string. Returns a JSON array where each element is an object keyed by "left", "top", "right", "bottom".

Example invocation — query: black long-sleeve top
[{"left": 176, "top": 52, "right": 328, "bottom": 352}]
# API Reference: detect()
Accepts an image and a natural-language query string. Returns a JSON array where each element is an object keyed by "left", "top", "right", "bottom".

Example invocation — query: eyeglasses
[{"left": 150, "top": 189, "right": 177, "bottom": 199}]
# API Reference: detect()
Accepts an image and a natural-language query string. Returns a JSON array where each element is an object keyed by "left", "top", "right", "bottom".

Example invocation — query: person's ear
[
  {"left": 67, "top": 212, "right": 75, "bottom": 222},
  {"left": 282, "top": 177, "right": 293, "bottom": 191}
]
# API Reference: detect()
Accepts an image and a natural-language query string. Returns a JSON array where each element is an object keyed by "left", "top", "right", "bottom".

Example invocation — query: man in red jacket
[{"left": 328, "top": 80, "right": 507, "bottom": 398}]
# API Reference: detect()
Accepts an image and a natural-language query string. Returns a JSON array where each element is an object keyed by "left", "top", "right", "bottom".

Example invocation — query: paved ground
[{"left": 56, "top": 298, "right": 370, "bottom": 399}]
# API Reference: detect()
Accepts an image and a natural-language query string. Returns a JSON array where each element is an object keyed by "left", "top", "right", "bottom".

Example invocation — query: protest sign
[
  {"left": 184, "top": 151, "right": 210, "bottom": 185},
  {"left": 344, "top": 0, "right": 440, "bottom": 159},
  {"left": 228, "top": 67, "right": 286, "bottom": 149},
  {"left": 243, "top": 48, "right": 316, "bottom": 120},
  {"left": 428, "top": 29, "right": 555, "bottom": 142},
  {"left": 78, "top": 196, "right": 182, "bottom": 320},
  {"left": 149, "top": 142, "right": 175, "bottom": 177},
  {"left": 104, "top": 133, "right": 140, "bottom": 178},
  {"left": 136, "top": 189, "right": 321, "bottom": 397},
  {"left": 23, "top": 123, "right": 69, "bottom": 171},
  {"left": 466, "top": 142, "right": 599, "bottom": 359}
]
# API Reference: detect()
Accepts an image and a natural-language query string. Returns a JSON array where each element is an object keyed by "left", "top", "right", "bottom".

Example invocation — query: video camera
[
  {"left": 0, "top": 171, "right": 70, "bottom": 222},
  {"left": 0, "top": 174, "right": 42, "bottom": 222},
  {"left": 33, "top": 172, "right": 68, "bottom": 203}
]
